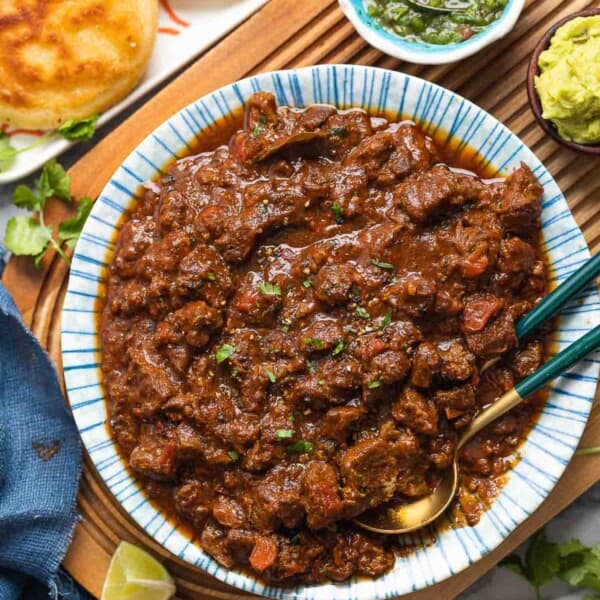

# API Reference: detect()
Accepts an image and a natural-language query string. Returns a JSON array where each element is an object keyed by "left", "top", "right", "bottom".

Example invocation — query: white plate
[{"left": 0, "top": 0, "right": 268, "bottom": 184}]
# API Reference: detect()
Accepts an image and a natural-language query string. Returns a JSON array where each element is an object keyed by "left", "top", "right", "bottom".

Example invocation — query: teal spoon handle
[
  {"left": 516, "top": 253, "right": 600, "bottom": 340},
  {"left": 517, "top": 325, "right": 600, "bottom": 398},
  {"left": 460, "top": 325, "right": 600, "bottom": 448}
]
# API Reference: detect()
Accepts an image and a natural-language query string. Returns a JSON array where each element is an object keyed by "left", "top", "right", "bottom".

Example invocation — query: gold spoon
[{"left": 354, "top": 324, "right": 600, "bottom": 534}]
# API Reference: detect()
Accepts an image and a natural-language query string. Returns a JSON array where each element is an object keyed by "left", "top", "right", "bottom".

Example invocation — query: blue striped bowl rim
[{"left": 61, "top": 65, "right": 600, "bottom": 600}]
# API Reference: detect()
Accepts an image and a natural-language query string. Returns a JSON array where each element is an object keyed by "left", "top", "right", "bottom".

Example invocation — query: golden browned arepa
[{"left": 0, "top": 0, "right": 158, "bottom": 129}]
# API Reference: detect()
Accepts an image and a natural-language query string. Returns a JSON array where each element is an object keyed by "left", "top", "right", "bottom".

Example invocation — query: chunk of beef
[
  {"left": 493, "top": 164, "right": 543, "bottom": 233},
  {"left": 382, "top": 273, "right": 437, "bottom": 318},
  {"left": 392, "top": 387, "right": 439, "bottom": 436},
  {"left": 511, "top": 340, "right": 544, "bottom": 379},
  {"left": 369, "top": 350, "right": 411, "bottom": 384},
  {"left": 200, "top": 520, "right": 234, "bottom": 568},
  {"left": 341, "top": 439, "right": 399, "bottom": 515},
  {"left": 129, "top": 437, "right": 177, "bottom": 481},
  {"left": 213, "top": 495, "right": 247, "bottom": 529},
  {"left": 498, "top": 237, "right": 537, "bottom": 273},
  {"left": 434, "top": 383, "right": 477, "bottom": 417},
  {"left": 410, "top": 341, "right": 441, "bottom": 388},
  {"left": 155, "top": 300, "right": 222, "bottom": 348},
  {"left": 437, "top": 340, "right": 476, "bottom": 383},
  {"left": 248, "top": 465, "right": 305, "bottom": 531},
  {"left": 301, "top": 461, "right": 345, "bottom": 529},
  {"left": 110, "top": 217, "right": 155, "bottom": 278},
  {"left": 321, "top": 406, "right": 364, "bottom": 441},
  {"left": 464, "top": 309, "right": 517, "bottom": 358},
  {"left": 462, "top": 294, "right": 504, "bottom": 334},
  {"left": 327, "top": 532, "right": 394, "bottom": 581},
  {"left": 313, "top": 263, "right": 357, "bottom": 305},
  {"left": 228, "top": 272, "right": 282, "bottom": 328},
  {"left": 394, "top": 165, "right": 484, "bottom": 223},
  {"left": 299, "top": 316, "right": 344, "bottom": 352},
  {"left": 174, "top": 481, "right": 212, "bottom": 528}
]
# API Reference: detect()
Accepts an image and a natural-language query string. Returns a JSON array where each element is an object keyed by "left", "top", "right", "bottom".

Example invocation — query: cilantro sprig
[
  {"left": 3, "top": 160, "right": 92, "bottom": 267},
  {"left": 0, "top": 116, "right": 99, "bottom": 173},
  {"left": 501, "top": 529, "right": 600, "bottom": 598}
]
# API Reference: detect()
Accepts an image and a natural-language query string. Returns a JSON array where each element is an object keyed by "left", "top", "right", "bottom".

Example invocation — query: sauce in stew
[{"left": 100, "top": 92, "right": 549, "bottom": 584}]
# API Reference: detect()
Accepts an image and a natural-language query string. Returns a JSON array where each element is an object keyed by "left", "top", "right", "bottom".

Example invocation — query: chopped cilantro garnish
[
  {"left": 264, "top": 367, "right": 277, "bottom": 383},
  {"left": 356, "top": 306, "right": 370, "bottom": 319},
  {"left": 302, "top": 279, "right": 312, "bottom": 288},
  {"left": 275, "top": 429, "right": 294, "bottom": 440},
  {"left": 281, "top": 323, "right": 290, "bottom": 333},
  {"left": 331, "top": 202, "right": 344, "bottom": 222},
  {"left": 332, "top": 340, "right": 346, "bottom": 356},
  {"left": 380, "top": 310, "right": 393, "bottom": 330},
  {"left": 288, "top": 440, "right": 314, "bottom": 453},
  {"left": 227, "top": 450, "right": 239, "bottom": 461},
  {"left": 371, "top": 258, "right": 394, "bottom": 270},
  {"left": 215, "top": 343, "right": 235, "bottom": 364},
  {"left": 328, "top": 127, "right": 349, "bottom": 139},
  {"left": 303, "top": 337, "right": 324, "bottom": 349},
  {"left": 252, "top": 113, "right": 267, "bottom": 138},
  {"left": 206, "top": 272, "right": 216, "bottom": 281},
  {"left": 259, "top": 282, "right": 281, "bottom": 296},
  {"left": 367, "top": 380, "right": 382, "bottom": 389}
]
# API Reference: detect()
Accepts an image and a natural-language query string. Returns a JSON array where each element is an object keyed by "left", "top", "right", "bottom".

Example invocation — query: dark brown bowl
[{"left": 527, "top": 7, "right": 600, "bottom": 156}]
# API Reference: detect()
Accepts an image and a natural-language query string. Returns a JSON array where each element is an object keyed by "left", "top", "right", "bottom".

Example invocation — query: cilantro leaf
[
  {"left": 525, "top": 529, "right": 562, "bottom": 592},
  {"left": 0, "top": 132, "right": 17, "bottom": 172},
  {"left": 264, "top": 366, "right": 277, "bottom": 383},
  {"left": 4, "top": 216, "right": 52, "bottom": 257},
  {"left": 303, "top": 337, "right": 324, "bottom": 349},
  {"left": 302, "top": 279, "right": 312, "bottom": 288},
  {"left": 332, "top": 340, "right": 346, "bottom": 356},
  {"left": 328, "top": 126, "right": 349, "bottom": 139},
  {"left": 559, "top": 544, "right": 600, "bottom": 591},
  {"left": 216, "top": 343, "right": 236, "bottom": 364},
  {"left": 499, "top": 554, "right": 526, "bottom": 578},
  {"left": 58, "top": 197, "right": 93, "bottom": 249},
  {"left": 356, "top": 306, "right": 370, "bottom": 319},
  {"left": 13, "top": 184, "right": 44, "bottom": 212},
  {"left": 57, "top": 115, "right": 99, "bottom": 142},
  {"left": 367, "top": 380, "right": 381, "bottom": 389},
  {"left": 37, "top": 160, "right": 71, "bottom": 201},
  {"left": 288, "top": 440, "right": 314, "bottom": 453},
  {"left": 380, "top": 310, "right": 393, "bottom": 330},
  {"left": 227, "top": 450, "right": 239, "bottom": 461},
  {"left": 275, "top": 429, "right": 294, "bottom": 440},
  {"left": 331, "top": 201, "right": 344, "bottom": 222},
  {"left": 252, "top": 114, "right": 267, "bottom": 138},
  {"left": 259, "top": 282, "right": 281, "bottom": 296},
  {"left": 371, "top": 258, "right": 394, "bottom": 270}
]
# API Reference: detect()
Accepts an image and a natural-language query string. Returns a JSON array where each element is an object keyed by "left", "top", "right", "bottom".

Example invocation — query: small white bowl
[{"left": 338, "top": 0, "right": 525, "bottom": 64}]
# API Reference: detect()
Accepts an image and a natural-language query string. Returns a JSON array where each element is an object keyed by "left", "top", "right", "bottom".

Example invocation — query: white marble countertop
[{"left": 0, "top": 121, "right": 598, "bottom": 600}]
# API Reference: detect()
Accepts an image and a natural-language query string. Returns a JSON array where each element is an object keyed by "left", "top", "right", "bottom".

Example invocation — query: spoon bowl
[{"left": 354, "top": 464, "right": 458, "bottom": 534}]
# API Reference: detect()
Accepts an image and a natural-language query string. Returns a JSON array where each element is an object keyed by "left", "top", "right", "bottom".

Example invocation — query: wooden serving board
[{"left": 3, "top": 0, "right": 600, "bottom": 597}]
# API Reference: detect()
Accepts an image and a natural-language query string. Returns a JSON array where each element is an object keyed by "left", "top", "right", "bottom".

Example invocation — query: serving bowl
[
  {"left": 338, "top": 0, "right": 525, "bottom": 64},
  {"left": 527, "top": 7, "right": 600, "bottom": 156},
  {"left": 62, "top": 65, "right": 600, "bottom": 599}
]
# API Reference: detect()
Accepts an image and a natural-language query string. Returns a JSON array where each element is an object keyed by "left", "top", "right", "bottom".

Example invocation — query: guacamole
[{"left": 535, "top": 16, "right": 600, "bottom": 145}]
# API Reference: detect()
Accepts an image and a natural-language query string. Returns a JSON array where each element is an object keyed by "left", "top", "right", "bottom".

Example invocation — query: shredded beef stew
[{"left": 101, "top": 92, "right": 548, "bottom": 584}]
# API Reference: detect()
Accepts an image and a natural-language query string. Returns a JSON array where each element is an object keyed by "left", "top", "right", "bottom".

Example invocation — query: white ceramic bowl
[
  {"left": 62, "top": 65, "right": 600, "bottom": 599},
  {"left": 338, "top": 0, "right": 525, "bottom": 64}
]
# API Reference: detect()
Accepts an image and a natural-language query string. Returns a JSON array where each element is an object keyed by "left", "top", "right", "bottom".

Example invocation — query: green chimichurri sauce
[{"left": 366, "top": 0, "right": 508, "bottom": 45}]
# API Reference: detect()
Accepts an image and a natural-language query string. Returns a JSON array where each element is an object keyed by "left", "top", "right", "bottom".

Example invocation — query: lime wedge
[{"left": 101, "top": 541, "right": 176, "bottom": 600}]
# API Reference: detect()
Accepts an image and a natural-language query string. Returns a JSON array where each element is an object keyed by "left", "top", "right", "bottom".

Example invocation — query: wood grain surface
[{"left": 2, "top": 0, "right": 599, "bottom": 598}]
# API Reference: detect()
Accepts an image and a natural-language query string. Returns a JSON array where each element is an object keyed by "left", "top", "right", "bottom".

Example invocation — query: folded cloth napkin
[{"left": 0, "top": 282, "right": 85, "bottom": 599}]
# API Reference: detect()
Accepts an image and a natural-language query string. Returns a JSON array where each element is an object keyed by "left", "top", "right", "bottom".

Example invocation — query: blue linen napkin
[{"left": 0, "top": 281, "right": 87, "bottom": 599}]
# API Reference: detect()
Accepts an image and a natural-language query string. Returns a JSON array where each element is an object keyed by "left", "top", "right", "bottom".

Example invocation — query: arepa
[{"left": 0, "top": 0, "right": 158, "bottom": 130}]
